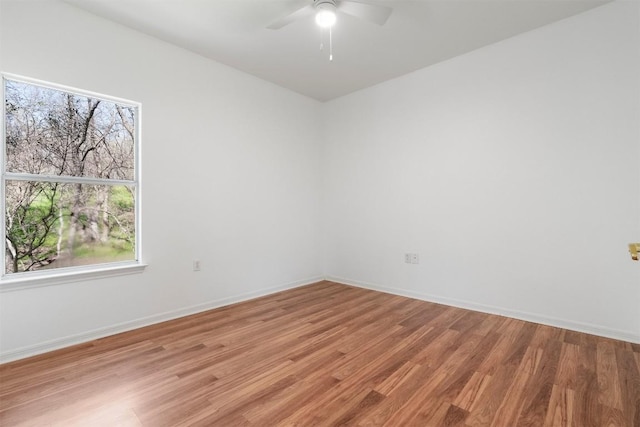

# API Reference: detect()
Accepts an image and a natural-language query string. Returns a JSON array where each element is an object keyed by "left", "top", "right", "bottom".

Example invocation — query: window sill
[{"left": 0, "top": 263, "right": 147, "bottom": 293}]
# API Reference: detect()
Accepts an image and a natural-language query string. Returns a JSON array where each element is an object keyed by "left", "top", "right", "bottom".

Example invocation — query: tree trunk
[
  {"left": 86, "top": 190, "right": 100, "bottom": 243},
  {"left": 91, "top": 185, "right": 110, "bottom": 243},
  {"left": 66, "top": 183, "right": 83, "bottom": 254},
  {"left": 56, "top": 206, "right": 64, "bottom": 256},
  {"left": 6, "top": 238, "right": 17, "bottom": 273},
  {"left": 100, "top": 190, "right": 110, "bottom": 243}
]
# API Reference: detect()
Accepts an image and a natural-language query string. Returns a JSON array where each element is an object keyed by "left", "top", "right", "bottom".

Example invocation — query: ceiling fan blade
[
  {"left": 267, "top": 4, "right": 315, "bottom": 29},
  {"left": 336, "top": 0, "right": 392, "bottom": 26}
]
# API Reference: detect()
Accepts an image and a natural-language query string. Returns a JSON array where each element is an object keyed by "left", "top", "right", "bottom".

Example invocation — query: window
[{"left": 2, "top": 75, "right": 141, "bottom": 283}]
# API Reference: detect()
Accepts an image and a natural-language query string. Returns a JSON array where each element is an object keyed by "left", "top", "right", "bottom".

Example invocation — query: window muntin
[{"left": 2, "top": 75, "right": 140, "bottom": 277}]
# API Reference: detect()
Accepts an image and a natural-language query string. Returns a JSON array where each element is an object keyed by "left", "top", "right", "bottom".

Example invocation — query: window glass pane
[
  {"left": 5, "top": 181, "right": 135, "bottom": 274},
  {"left": 4, "top": 80, "right": 135, "bottom": 180}
]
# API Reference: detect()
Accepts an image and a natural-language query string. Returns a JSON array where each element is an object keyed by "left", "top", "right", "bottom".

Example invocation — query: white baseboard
[
  {"left": 0, "top": 275, "right": 324, "bottom": 364},
  {"left": 326, "top": 275, "right": 640, "bottom": 344}
]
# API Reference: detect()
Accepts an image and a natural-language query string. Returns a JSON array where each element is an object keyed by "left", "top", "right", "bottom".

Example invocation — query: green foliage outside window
[{"left": 3, "top": 78, "right": 138, "bottom": 274}]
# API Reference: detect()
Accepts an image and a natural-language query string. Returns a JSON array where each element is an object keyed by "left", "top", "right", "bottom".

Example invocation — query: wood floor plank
[
  {"left": 373, "top": 360, "right": 421, "bottom": 397},
  {"left": 555, "top": 342, "right": 580, "bottom": 390},
  {"left": 452, "top": 370, "right": 492, "bottom": 412},
  {"left": 596, "top": 341, "right": 623, "bottom": 410},
  {"left": 543, "top": 384, "right": 574, "bottom": 427},
  {"left": 572, "top": 342, "right": 602, "bottom": 427},
  {"left": 615, "top": 346, "right": 640, "bottom": 426},
  {"left": 464, "top": 364, "right": 519, "bottom": 426},
  {"left": 1, "top": 281, "right": 638, "bottom": 426},
  {"left": 490, "top": 346, "right": 540, "bottom": 426},
  {"left": 530, "top": 324, "right": 565, "bottom": 350},
  {"left": 515, "top": 339, "right": 563, "bottom": 427}
]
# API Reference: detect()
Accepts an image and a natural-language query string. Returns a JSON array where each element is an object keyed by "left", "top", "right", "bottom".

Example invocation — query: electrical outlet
[
  {"left": 193, "top": 259, "right": 201, "bottom": 271},
  {"left": 405, "top": 253, "right": 420, "bottom": 264}
]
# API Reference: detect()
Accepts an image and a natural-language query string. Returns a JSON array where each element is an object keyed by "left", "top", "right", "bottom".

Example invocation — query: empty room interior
[{"left": 0, "top": 0, "right": 639, "bottom": 425}]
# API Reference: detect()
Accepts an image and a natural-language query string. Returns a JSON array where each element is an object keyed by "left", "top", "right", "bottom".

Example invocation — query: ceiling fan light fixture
[{"left": 315, "top": 2, "right": 337, "bottom": 28}]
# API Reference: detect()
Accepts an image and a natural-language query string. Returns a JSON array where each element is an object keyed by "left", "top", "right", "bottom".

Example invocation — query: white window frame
[{"left": 1, "top": 73, "right": 145, "bottom": 292}]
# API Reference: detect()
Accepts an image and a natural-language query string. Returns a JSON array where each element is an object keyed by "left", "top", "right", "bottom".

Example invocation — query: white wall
[
  {"left": 322, "top": 1, "right": 640, "bottom": 342},
  {"left": 1, "top": 0, "right": 638, "bottom": 363},
  {"left": 0, "top": 0, "right": 323, "bottom": 361}
]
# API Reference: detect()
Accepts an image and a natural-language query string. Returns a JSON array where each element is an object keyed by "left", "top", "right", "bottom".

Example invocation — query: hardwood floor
[{"left": 1, "top": 281, "right": 639, "bottom": 426}]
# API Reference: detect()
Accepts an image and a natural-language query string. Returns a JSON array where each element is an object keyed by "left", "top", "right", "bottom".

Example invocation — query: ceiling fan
[
  {"left": 267, "top": 0, "right": 392, "bottom": 61},
  {"left": 267, "top": 0, "right": 393, "bottom": 30}
]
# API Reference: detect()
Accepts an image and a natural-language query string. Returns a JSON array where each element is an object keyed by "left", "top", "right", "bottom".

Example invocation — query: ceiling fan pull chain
[
  {"left": 320, "top": 27, "right": 324, "bottom": 51},
  {"left": 329, "top": 25, "right": 333, "bottom": 61}
]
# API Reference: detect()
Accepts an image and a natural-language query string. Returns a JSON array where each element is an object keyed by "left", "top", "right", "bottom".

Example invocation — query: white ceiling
[{"left": 64, "top": 0, "right": 610, "bottom": 102}]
